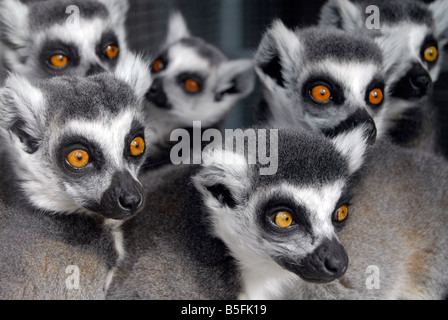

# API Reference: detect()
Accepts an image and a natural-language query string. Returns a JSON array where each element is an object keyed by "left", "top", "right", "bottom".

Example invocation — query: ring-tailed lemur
[
  {"left": 254, "top": 20, "right": 384, "bottom": 142},
  {"left": 290, "top": 137, "right": 448, "bottom": 300},
  {"left": 0, "top": 0, "right": 129, "bottom": 80},
  {"left": 319, "top": 0, "right": 448, "bottom": 152},
  {"left": 255, "top": 19, "right": 448, "bottom": 300},
  {"left": 0, "top": 54, "right": 151, "bottom": 299},
  {"left": 106, "top": 121, "right": 375, "bottom": 300},
  {"left": 142, "top": 12, "right": 255, "bottom": 170}
]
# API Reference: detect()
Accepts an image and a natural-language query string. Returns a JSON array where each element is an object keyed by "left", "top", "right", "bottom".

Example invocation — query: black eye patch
[
  {"left": 56, "top": 135, "right": 104, "bottom": 176},
  {"left": 176, "top": 72, "right": 204, "bottom": 94},
  {"left": 39, "top": 40, "right": 80, "bottom": 71},
  {"left": 151, "top": 53, "right": 169, "bottom": 74},
  {"left": 365, "top": 78, "right": 385, "bottom": 110},
  {"left": 97, "top": 30, "right": 119, "bottom": 64},
  {"left": 259, "top": 195, "right": 313, "bottom": 236},
  {"left": 303, "top": 75, "right": 345, "bottom": 106},
  {"left": 123, "top": 120, "right": 146, "bottom": 162}
]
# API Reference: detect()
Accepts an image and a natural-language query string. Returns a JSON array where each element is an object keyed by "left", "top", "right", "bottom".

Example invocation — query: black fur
[{"left": 260, "top": 55, "right": 285, "bottom": 87}]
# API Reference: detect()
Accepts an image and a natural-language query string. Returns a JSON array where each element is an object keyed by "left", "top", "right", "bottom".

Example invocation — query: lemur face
[
  {"left": 319, "top": 0, "right": 448, "bottom": 115},
  {"left": 193, "top": 125, "right": 373, "bottom": 283},
  {"left": 145, "top": 12, "right": 254, "bottom": 127},
  {"left": 0, "top": 68, "right": 150, "bottom": 220},
  {"left": 0, "top": 0, "right": 128, "bottom": 79},
  {"left": 255, "top": 22, "right": 384, "bottom": 140}
]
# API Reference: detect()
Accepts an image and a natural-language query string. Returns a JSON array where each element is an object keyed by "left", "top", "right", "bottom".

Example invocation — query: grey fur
[
  {"left": 107, "top": 125, "right": 371, "bottom": 299},
  {"left": 254, "top": 21, "right": 386, "bottom": 138},
  {"left": 143, "top": 11, "right": 255, "bottom": 171},
  {"left": 27, "top": 0, "right": 109, "bottom": 30},
  {"left": 300, "top": 27, "right": 383, "bottom": 64},
  {"left": 0, "top": 0, "right": 129, "bottom": 79},
  {"left": 289, "top": 138, "right": 448, "bottom": 299},
  {"left": 106, "top": 164, "right": 241, "bottom": 299},
  {"left": 0, "top": 69, "right": 150, "bottom": 299},
  {"left": 254, "top": 16, "right": 448, "bottom": 299},
  {"left": 319, "top": 0, "right": 448, "bottom": 153},
  {"left": 38, "top": 75, "right": 137, "bottom": 122}
]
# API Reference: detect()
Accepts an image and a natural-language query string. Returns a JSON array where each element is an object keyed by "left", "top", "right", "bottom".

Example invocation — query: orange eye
[
  {"left": 185, "top": 79, "right": 199, "bottom": 92},
  {"left": 424, "top": 46, "right": 438, "bottom": 62},
  {"left": 311, "top": 85, "right": 331, "bottom": 102},
  {"left": 152, "top": 59, "right": 164, "bottom": 73},
  {"left": 67, "top": 150, "right": 89, "bottom": 168},
  {"left": 334, "top": 205, "right": 348, "bottom": 222},
  {"left": 271, "top": 211, "right": 294, "bottom": 228},
  {"left": 104, "top": 45, "right": 119, "bottom": 59},
  {"left": 130, "top": 137, "right": 145, "bottom": 156},
  {"left": 369, "top": 88, "right": 383, "bottom": 105},
  {"left": 50, "top": 54, "right": 68, "bottom": 68}
]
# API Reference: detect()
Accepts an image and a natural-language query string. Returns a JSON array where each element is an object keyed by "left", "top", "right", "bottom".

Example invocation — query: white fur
[
  {"left": 0, "top": 0, "right": 30, "bottom": 61},
  {"left": 2, "top": 10, "right": 128, "bottom": 78},
  {"left": 165, "top": 11, "right": 190, "bottom": 46},
  {"left": 319, "top": 0, "right": 363, "bottom": 33},
  {"left": 330, "top": 125, "right": 370, "bottom": 174},
  {"left": 200, "top": 181, "right": 346, "bottom": 300},
  {"left": 114, "top": 52, "right": 152, "bottom": 103},
  {"left": 429, "top": 0, "right": 448, "bottom": 46}
]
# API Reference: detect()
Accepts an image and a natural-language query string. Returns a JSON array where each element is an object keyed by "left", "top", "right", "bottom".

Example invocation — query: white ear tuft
[
  {"left": 429, "top": 0, "right": 448, "bottom": 46},
  {"left": 0, "top": 74, "right": 46, "bottom": 153},
  {"left": 215, "top": 59, "right": 255, "bottom": 100},
  {"left": 255, "top": 19, "right": 300, "bottom": 65},
  {"left": 98, "top": 0, "right": 129, "bottom": 29},
  {"left": 318, "top": 0, "right": 363, "bottom": 33},
  {"left": 0, "top": 0, "right": 30, "bottom": 58},
  {"left": 114, "top": 52, "right": 152, "bottom": 103},
  {"left": 165, "top": 11, "right": 190, "bottom": 45},
  {"left": 254, "top": 19, "right": 301, "bottom": 88},
  {"left": 192, "top": 148, "right": 249, "bottom": 209},
  {"left": 330, "top": 124, "right": 372, "bottom": 174}
]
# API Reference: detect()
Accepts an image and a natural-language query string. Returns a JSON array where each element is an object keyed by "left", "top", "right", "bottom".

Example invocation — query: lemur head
[
  {"left": 193, "top": 123, "right": 373, "bottom": 284},
  {"left": 0, "top": 54, "right": 151, "bottom": 220},
  {"left": 319, "top": 0, "right": 448, "bottom": 118},
  {"left": 145, "top": 12, "right": 255, "bottom": 127},
  {"left": 0, "top": 0, "right": 129, "bottom": 79},
  {"left": 255, "top": 20, "right": 384, "bottom": 141}
]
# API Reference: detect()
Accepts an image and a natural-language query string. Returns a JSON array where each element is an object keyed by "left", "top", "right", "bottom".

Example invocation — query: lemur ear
[
  {"left": 165, "top": 11, "right": 190, "bottom": 46},
  {"left": 0, "top": 74, "right": 46, "bottom": 154},
  {"left": 429, "top": 0, "right": 448, "bottom": 46},
  {"left": 214, "top": 59, "right": 255, "bottom": 101},
  {"left": 329, "top": 122, "right": 374, "bottom": 174},
  {"left": 98, "top": 0, "right": 129, "bottom": 29},
  {"left": 192, "top": 148, "right": 250, "bottom": 209},
  {"left": 114, "top": 52, "right": 152, "bottom": 104},
  {"left": 319, "top": 0, "right": 363, "bottom": 32},
  {"left": 0, "top": 0, "right": 30, "bottom": 60},
  {"left": 254, "top": 19, "right": 301, "bottom": 88}
]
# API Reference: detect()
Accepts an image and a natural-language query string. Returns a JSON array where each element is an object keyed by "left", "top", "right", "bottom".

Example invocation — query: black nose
[
  {"left": 391, "top": 63, "right": 432, "bottom": 99},
  {"left": 312, "top": 238, "right": 348, "bottom": 278},
  {"left": 91, "top": 171, "right": 145, "bottom": 220},
  {"left": 119, "top": 191, "right": 143, "bottom": 213},
  {"left": 410, "top": 74, "right": 431, "bottom": 91},
  {"left": 295, "top": 237, "right": 348, "bottom": 283}
]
